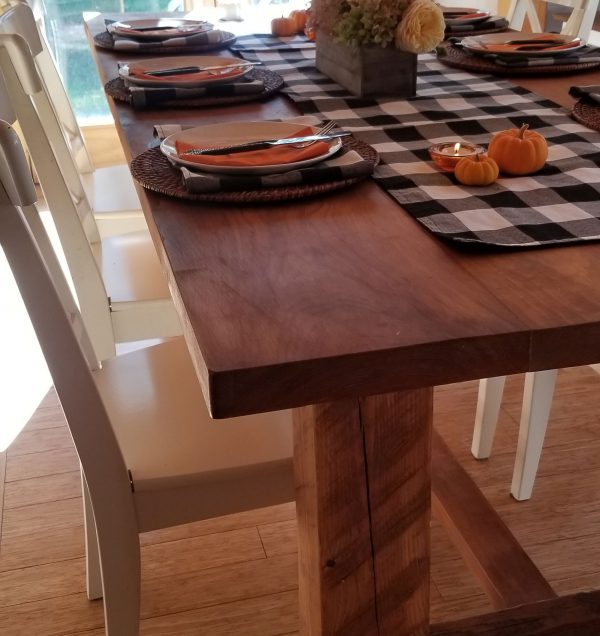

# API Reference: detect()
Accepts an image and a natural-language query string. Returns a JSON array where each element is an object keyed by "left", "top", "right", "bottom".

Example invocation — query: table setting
[
  {"left": 438, "top": 31, "right": 600, "bottom": 75},
  {"left": 103, "top": 55, "right": 284, "bottom": 109},
  {"left": 442, "top": 6, "right": 509, "bottom": 37},
  {"left": 130, "top": 117, "right": 377, "bottom": 202},
  {"left": 94, "top": 17, "right": 236, "bottom": 52}
]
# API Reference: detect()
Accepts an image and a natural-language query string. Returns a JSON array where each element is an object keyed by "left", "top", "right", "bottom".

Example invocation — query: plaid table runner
[{"left": 232, "top": 35, "right": 600, "bottom": 248}]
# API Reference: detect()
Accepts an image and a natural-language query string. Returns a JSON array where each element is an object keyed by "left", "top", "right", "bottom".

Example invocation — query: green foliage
[{"left": 334, "top": 0, "right": 409, "bottom": 47}]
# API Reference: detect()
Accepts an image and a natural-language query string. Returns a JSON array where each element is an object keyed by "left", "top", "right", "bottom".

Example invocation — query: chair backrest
[
  {"left": 4, "top": 0, "right": 94, "bottom": 172},
  {"left": 0, "top": 3, "right": 99, "bottom": 239},
  {"left": 0, "top": 119, "right": 135, "bottom": 541},
  {"left": 507, "top": 0, "right": 599, "bottom": 41},
  {"left": 0, "top": 31, "right": 117, "bottom": 361}
]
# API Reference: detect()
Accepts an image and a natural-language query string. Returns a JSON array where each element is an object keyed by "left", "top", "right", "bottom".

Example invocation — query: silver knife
[{"left": 183, "top": 131, "right": 350, "bottom": 155}]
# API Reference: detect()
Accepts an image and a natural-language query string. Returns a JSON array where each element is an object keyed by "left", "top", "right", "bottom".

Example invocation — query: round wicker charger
[
  {"left": 571, "top": 99, "right": 600, "bottom": 132},
  {"left": 437, "top": 42, "right": 600, "bottom": 75},
  {"left": 105, "top": 69, "right": 284, "bottom": 108},
  {"left": 93, "top": 30, "right": 236, "bottom": 53},
  {"left": 130, "top": 138, "right": 378, "bottom": 204}
]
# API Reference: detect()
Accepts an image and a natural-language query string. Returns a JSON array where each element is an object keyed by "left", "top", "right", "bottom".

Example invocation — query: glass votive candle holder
[{"left": 429, "top": 142, "right": 485, "bottom": 173}]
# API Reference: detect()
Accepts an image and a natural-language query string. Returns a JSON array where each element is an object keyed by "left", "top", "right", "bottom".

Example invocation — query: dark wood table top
[{"left": 87, "top": 15, "right": 600, "bottom": 417}]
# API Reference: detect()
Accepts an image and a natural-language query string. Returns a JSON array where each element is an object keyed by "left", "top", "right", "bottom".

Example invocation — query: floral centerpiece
[{"left": 311, "top": 0, "right": 445, "bottom": 97}]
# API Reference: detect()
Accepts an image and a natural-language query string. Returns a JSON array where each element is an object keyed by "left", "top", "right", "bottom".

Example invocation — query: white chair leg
[
  {"left": 95, "top": 516, "right": 141, "bottom": 636},
  {"left": 511, "top": 369, "right": 558, "bottom": 501},
  {"left": 82, "top": 470, "right": 103, "bottom": 600},
  {"left": 472, "top": 376, "right": 507, "bottom": 459}
]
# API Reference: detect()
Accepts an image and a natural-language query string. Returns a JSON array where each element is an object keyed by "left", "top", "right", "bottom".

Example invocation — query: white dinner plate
[
  {"left": 462, "top": 32, "right": 584, "bottom": 56},
  {"left": 161, "top": 121, "right": 343, "bottom": 175},
  {"left": 442, "top": 7, "right": 491, "bottom": 24},
  {"left": 118, "top": 56, "right": 253, "bottom": 88},
  {"left": 109, "top": 18, "right": 212, "bottom": 41}
]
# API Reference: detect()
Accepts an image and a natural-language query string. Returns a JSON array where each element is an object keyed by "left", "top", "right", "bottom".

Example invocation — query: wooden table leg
[{"left": 293, "top": 388, "right": 432, "bottom": 636}]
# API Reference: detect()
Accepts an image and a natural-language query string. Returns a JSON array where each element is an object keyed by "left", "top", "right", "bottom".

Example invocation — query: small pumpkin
[
  {"left": 289, "top": 9, "right": 308, "bottom": 33},
  {"left": 488, "top": 123, "right": 548, "bottom": 176},
  {"left": 454, "top": 153, "right": 499, "bottom": 186},
  {"left": 271, "top": 16, "right": 296, "bottom": 37}
]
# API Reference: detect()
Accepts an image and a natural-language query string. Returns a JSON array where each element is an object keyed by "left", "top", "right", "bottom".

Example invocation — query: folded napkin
[
  {"left": 180, "top": 149, "right": 373, "bottom": 193},
  {"left": 444, "top": 16, "right": 508, "bottom": 34},
  {"left": 106, "top": 20, "right": 211, "bottom": 40},
  {"left": 175, "top": 127, "right": 330, "bottom": 167},
  {"left": 128, "top": 81, "right": 265, "bottom": 108},
  {"left": 153, "top": 116, "right": 323, "bottom": 141},
  {"left": 569, "top": 85, "right": 600, "bottom": 104},
  {"left": 122, "top": 61, "right": 246, "bottom": 84}
]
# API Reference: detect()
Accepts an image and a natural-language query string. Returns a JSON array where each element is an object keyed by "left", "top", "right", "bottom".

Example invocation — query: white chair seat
[
  {"left": 95, "top": 338, "right": 293, "bottom": 488},
  {"left": 80, "top": 165, "right": 145, "bottom": 222}
]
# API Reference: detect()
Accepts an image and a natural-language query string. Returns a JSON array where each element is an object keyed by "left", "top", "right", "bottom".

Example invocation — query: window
[{"left": 39, "top": 0, "right": 183, "bottom": 123}]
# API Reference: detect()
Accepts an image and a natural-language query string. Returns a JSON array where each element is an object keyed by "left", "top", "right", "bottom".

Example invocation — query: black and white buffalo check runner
[{"left": 233, "top": 35, "right": 600, "bottom": 248}]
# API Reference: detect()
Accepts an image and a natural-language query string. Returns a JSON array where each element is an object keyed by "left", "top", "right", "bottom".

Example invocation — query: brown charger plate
[
  {"left": 571, "top": 99, "right": 600, "bottom": 132},
  {"left": 437, "top": 41, "right": 600, "bottom": 75},
  {"left": 105, "top": 68, "right": 284, "bottom": 108},
  {"left": 93, "top": 30, "right": 236, "bottom": 53},
  {"left": 130, "top": 137, "right": 378, "bottom": 204}
]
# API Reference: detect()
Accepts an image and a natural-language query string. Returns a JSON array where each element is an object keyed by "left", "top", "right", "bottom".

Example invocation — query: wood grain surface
[
  {"left": 87, "top": 14, "right": 600, "bottom": 417},
  {"left": 293, "top": 389, "right": 431, "bottom": 635}
]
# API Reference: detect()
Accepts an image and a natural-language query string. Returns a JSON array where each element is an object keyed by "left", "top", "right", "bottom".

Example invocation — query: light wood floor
[{"left": 1, "top": 366, "right": 600, "bottom": 635}]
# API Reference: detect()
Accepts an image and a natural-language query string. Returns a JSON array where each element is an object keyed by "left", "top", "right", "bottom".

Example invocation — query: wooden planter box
[{"left": 315, "top": 32, "right": 417, "bottom": 98}]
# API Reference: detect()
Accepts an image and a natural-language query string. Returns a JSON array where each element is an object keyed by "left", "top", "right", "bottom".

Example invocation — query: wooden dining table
[{"left": 87, "top": 14, "right": 600, "bottom": 635}]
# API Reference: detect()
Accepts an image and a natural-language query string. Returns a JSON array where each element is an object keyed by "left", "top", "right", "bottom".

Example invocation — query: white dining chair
[
  {"left": 0, "top": 25, "right": 182, "bottom": 362},
  {"left": 1, "top": 0, "right": 146, "bottom": 234},
  {"left": 507, "top": 0, "right": 599, "bottom": 41},
  {"left": 0, "top": 118, "right": 294, "bottom": 636}
]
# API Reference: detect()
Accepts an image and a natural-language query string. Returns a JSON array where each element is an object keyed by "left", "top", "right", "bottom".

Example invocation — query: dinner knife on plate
[{"left": 182, "top": 132, "right": 351, "bottom": 155}]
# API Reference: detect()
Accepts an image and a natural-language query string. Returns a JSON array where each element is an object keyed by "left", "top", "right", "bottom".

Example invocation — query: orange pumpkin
[
  {"left": 488, "top": 123, "right": 548, "bottom": 175},
  {"left": 454, "top": 153, "right": 499, "bottom": 186},
  {"left": 271, "top": 16, "right": 296, "bottom": 37},
  {"left": 289, "top": 9, "right": 308, "bottom": 33}
]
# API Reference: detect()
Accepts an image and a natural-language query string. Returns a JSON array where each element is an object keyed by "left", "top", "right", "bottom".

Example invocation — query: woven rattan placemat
[
  {"left": 130, "top": 138, "right": 378, "bottom": 204},
  {"left": 437, "top": 42, "right": 600, "bottom": 75},
  {"left": 571, "top": 99, "right": 600, "bottom": 132},
  {"left": 93, "top": 30, "right": 236, "bottom": 53},
  {"left": 104, "top": 68, "right": 284, "bottom": 108}
]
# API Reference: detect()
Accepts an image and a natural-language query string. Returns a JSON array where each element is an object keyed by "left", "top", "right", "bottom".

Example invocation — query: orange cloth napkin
[
  {"left": 484, "top": 39, "right": 581, "bottom": 54},
  {"left": 175, "top": 127, "right": 330, "bottom": 167},
  {"left": 126, "top": 62, "right": 244, "bottom": 84}
]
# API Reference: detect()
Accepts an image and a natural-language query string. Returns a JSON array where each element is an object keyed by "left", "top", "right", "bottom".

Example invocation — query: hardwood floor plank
[
  {"left": 139, "top": 503, "right": 296, "bottom": 547},
  {"left": 140, "top": 527, "right": 266, "bottom": 581},
  {"left": 258, "top": 520, "right": 296, "bottom": 558},
  {"left": 7, "top": 426, "right": 73, "bottom": 457},
  {"left": 5, "top": 447, "right": 79, "bottom": 482},
  {"left": 140, "top": 590, "right": 298, "bottom": 636},
  {"left": 4, "top": 471, "right": 81, "bottom": 509},
  {"left": 2, "top": 497, "right": 82, "bottom": 539}
]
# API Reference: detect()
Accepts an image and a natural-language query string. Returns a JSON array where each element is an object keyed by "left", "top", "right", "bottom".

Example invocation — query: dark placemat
[
  {"left": 571, "top": 99, "right": 600, "bottom": 132},
  {"left": 93, "top": 30, "right": 236, "bottom": 53},
  {"left": 104, "top": 68, "right": 284, "bottom": 108},
  {"left": 130, "top": 138, "right": 378, "bottom": 204},
  {"left": 437, "top": 42, "right": 600, "bottom": 75}
]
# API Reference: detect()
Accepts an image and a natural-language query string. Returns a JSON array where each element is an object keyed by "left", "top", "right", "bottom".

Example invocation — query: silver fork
[{"left": 293, "top": 120, "right": 337, "bottom": 148}]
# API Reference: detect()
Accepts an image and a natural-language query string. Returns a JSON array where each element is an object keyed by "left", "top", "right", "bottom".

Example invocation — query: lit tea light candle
[{"left": 429, "top": 142, "right": 484, "bottom": 172}]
